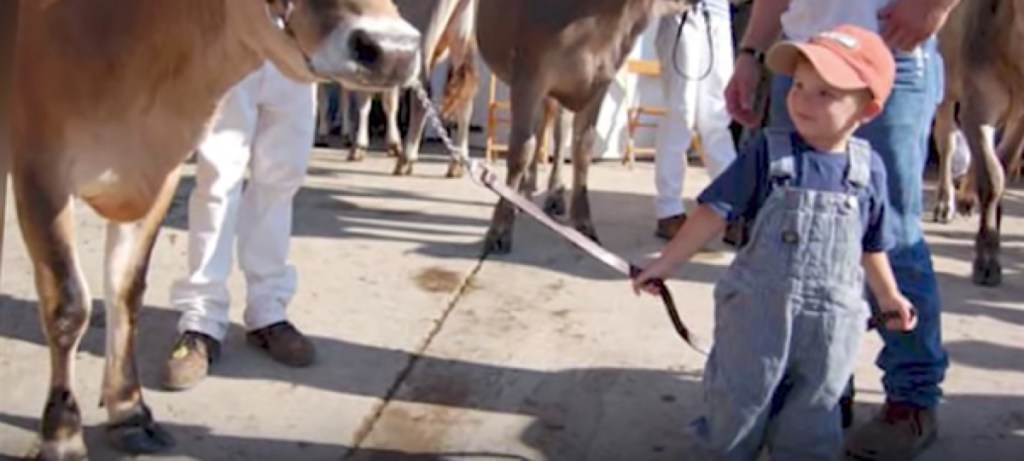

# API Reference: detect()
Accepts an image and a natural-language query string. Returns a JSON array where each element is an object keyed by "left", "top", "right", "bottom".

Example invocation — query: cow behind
[
  {"left": 422, "top": 0, "right": 695, "bottom": 253},
  {"left": 931, "top": 0, "right": 1024, "bottom": 286}
]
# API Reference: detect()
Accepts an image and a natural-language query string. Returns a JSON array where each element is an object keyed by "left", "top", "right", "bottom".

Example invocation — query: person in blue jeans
[
  {"left": 725, "top": 0, "right": 957, "bottom": 459},
  {"left": 634, "top": 24, "right": 917, "bottom": 459}
]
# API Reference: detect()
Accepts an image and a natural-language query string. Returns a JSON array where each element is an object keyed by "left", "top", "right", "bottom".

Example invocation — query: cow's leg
[
  {"left": 395, "top": 78, "right": 429, "bottom": 176},
  {"left": 13, "top": 164, "right": 90, "bottom": 460},
  {"left": 315, "top": 84, "right": 330, "bottom": 146},
  {"left": 932, "top": 99, "right": 957, "bottom": 223},
  {"left": 524, "top": 99, "right": 557, "bottom": 197},
  {"left": 483, "top": 79, "right": 543, "bottom": 254},
  {"left": 100, "top": 168, "right": 179, "bottom": 454},
  {"left": 383, "top": 87, "right": 403, "bottom": 158},
  {"left": 543, "top": 104, "right": 573, "bottom": 217},
  {"left": 961, "top": 85, "right": 1007, "bottom": 287},
  {"left": 348, "top": 91, "right": 373, "bottom": 162},
  {"left": 568, "top": 93, "right": 608, "bottom": 242},
  {"left": 1000, "top": 118, "right": 1024, "bottom": 189},
  {"left": 445, "top": 97, "right": 472, "bottom": 178},
  {"left": 443, "top": 36, "right": 478, "bottom": 179}
]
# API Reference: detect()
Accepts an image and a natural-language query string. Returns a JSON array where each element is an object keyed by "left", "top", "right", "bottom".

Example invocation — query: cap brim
[{"left": 765, "top": 42, "right": 867, "bottom": 91}]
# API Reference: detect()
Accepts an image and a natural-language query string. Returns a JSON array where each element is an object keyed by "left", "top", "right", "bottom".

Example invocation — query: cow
[
  {"left": 425, "top": 0, "right": 696, "bottom": 253},
  {"left": 930, "top": 0, "right": 1024, "bottom": 286},
  {"left": 5, "top": 1, "right": 421, "bottom": 459}
]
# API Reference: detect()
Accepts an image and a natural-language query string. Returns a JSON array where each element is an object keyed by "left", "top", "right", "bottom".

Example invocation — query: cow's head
[{"left": 251, "top": 0, "right": 421, "bottom": 91}]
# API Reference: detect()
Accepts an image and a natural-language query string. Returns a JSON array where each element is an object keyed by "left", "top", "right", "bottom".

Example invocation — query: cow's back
[{"left": 476, "top": 0, "right": 662, "bottom": 111}]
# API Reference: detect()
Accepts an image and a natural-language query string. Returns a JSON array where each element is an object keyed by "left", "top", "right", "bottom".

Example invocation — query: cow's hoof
[
  {"left": 35, "top": 437, "right": 88, "bottom": 461},
  {"left": 543, "top": 194, "right": 567, "bottom": 217},
  {"left": 575, "top": 222, "right": 600, "bottom": 244},
  {"left": 483, "top": 229, "right": 512, "bottom": 255},
  {"left": 387, "top": 143, "right": 402, "bottom": 158},
  {"left": 955, "top": 195, "right": 976, "bottom": 216},
  {"left": 972, "top": 259, "right": 1002, "bottom": 287},
  {"left": 445, "top": 162, "right": 465, "bottom": 178},
  {"left": 932, "top": 203, "right": 953, "bottom": 224},
  {"left": 107, "top": 408, "right": 175, "bottom": 454},
  {"left": 392, "top": 160, "right": 413, "bottom": 176},
  {"left": 347, "top": 146, "right": 366, "bottom": 162}
]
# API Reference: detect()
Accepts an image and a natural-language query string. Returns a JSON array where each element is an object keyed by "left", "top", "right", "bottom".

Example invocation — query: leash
[
  {"left": 670, "top": 1, "right": 715, "bottom": 81},
  {"left": 409, "top": 84, "right": 712, "bottom": 356}
]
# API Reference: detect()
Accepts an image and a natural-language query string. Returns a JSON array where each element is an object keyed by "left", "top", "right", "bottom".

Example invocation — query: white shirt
[{"left": 780, "top": 0, "right": 894, "bottom": 41}]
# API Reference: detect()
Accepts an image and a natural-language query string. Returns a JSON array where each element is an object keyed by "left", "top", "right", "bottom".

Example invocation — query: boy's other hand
[{"left": 877, "top": 294, "right": 918, "bottom": 331}]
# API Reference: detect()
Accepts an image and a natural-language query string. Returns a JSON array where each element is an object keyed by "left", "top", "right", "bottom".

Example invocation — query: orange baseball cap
[{"left": 765, "top": 24, "right": 896, "bottom": 106}]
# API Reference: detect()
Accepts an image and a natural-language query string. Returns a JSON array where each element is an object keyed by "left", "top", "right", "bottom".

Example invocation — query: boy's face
[{"left": 786, "top": 60, "right": 878, "bottom": 146}]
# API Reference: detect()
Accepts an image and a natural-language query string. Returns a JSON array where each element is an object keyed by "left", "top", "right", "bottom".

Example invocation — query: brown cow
[
  {"left": 7, "top": 1, "right": 420, "bottom": 459},
  {"left": 931, "top": 0, "right": 1024, "bottom": 286},
  {"left": 427, "top": 0, "right": 696, "bottom": 253}
]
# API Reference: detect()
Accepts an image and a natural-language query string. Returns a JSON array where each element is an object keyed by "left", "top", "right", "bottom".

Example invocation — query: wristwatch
[{"left": 738, "top": 46, "right": 765, "bottom": 64}]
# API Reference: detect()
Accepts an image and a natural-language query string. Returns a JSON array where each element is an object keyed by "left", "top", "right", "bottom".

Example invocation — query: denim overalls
[
  {"left": 691, "top": 128, "right": 871, "bottom": 460},
  {"left": 769, "top": 39, "right": 948, "bottom": 408}
]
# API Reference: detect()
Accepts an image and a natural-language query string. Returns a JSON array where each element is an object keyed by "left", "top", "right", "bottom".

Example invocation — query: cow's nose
[{"left": 348, "top": 21, "right": 421, "bottom": 86}]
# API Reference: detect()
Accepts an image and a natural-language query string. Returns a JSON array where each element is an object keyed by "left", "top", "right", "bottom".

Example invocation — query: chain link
[{"left": 410, "top": 82, "right": 470, "bottom": 164}]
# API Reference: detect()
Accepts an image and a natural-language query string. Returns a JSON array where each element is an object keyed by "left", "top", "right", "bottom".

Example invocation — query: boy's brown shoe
[
  {"left": 162, "top": 331, "right": 220, "bottom": 391},
  {"left": 845, "top": 401, "right": 938, "bottom": 461},
  {"left": 246, "top": 321, "right": 316, "bottom": 367}
]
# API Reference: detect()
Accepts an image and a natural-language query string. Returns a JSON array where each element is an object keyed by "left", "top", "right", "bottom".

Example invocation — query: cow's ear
[{"left": 653, "top": 0, "right": 694, "bottom": 17}]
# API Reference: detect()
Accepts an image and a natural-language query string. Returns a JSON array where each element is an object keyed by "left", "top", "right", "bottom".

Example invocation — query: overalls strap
[
  {"left": 845, "top": 136, "right": 872, "bottom": 189},
  {"left": 764, "top": 127, "right": 796, "bottom": 185}
]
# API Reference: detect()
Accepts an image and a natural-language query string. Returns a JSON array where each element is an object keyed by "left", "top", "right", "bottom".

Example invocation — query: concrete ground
[{"left": 0, "top": 146, "right": 1022, "bottom": 461}]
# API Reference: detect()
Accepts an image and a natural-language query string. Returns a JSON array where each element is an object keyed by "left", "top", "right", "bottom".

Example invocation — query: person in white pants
[
  {"left": 163, "top": 60, "right": 317, "bottom": 391},
  {"left": 653, "top": 0, "right": 739, "bottom": 240}
]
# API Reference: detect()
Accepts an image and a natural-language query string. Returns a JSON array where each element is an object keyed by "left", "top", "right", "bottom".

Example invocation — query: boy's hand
[
  {"left": 876, "top": 294, "right": 917, "bottom": 331},
  {"left": 631, "top": 260, "right": 672, "bottom": 296}
]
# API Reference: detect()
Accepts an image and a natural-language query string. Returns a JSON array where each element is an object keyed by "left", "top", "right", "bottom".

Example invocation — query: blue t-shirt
[{"left": 698, "top": 131, "right": 894, "bottom": 253}]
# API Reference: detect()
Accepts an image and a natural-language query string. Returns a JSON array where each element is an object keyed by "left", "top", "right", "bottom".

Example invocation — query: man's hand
[
  {"left": 877, "top": 0, "right": 958, "bottom": 51},
  {"left": 725, "top": 53, "right": 764, "bottom": 127},
  {"left": 876, "top": 294, "right": 918, "bottom": 332}
]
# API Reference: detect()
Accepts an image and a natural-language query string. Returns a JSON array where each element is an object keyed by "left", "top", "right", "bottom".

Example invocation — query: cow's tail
[{"left": 440, "top": 39, "right": 478, "bottom": 121}]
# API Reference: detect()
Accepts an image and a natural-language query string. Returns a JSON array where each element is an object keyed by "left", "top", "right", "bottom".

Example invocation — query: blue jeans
[{"left": 768, "top": 38, "right": 949, "bottom": 409}]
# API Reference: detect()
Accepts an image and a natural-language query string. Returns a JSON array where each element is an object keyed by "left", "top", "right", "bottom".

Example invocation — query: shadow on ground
[{"left": 0, "top": 292, "right": 705, "bottom": 460}]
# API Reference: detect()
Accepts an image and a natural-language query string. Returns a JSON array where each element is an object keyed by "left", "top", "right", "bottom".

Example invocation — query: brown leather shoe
[
  {"left": 655, "top": 214, "right": 687, "bottom": 240},
  {"left": 246, "top": 321, "right": 316, "bottom": 367},
  {"left": 845, "top": 401, "right": 938, "bottom": 461},
  {"left": 162, "top": 331, "right": 220, "bottom": 391}
]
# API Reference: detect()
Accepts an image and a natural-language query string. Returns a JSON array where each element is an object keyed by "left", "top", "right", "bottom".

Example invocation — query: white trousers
[
  {"left": 171, "top": 61, "right": 316, "bottom": 341},
  {"left": 653, "top": 11, "right": 738, "bottom": 219}
]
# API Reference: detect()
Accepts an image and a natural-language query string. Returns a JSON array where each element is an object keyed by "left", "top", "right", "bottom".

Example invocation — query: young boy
[{"left": 632, "top": 24, "right": 918, "bottom": 460}]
